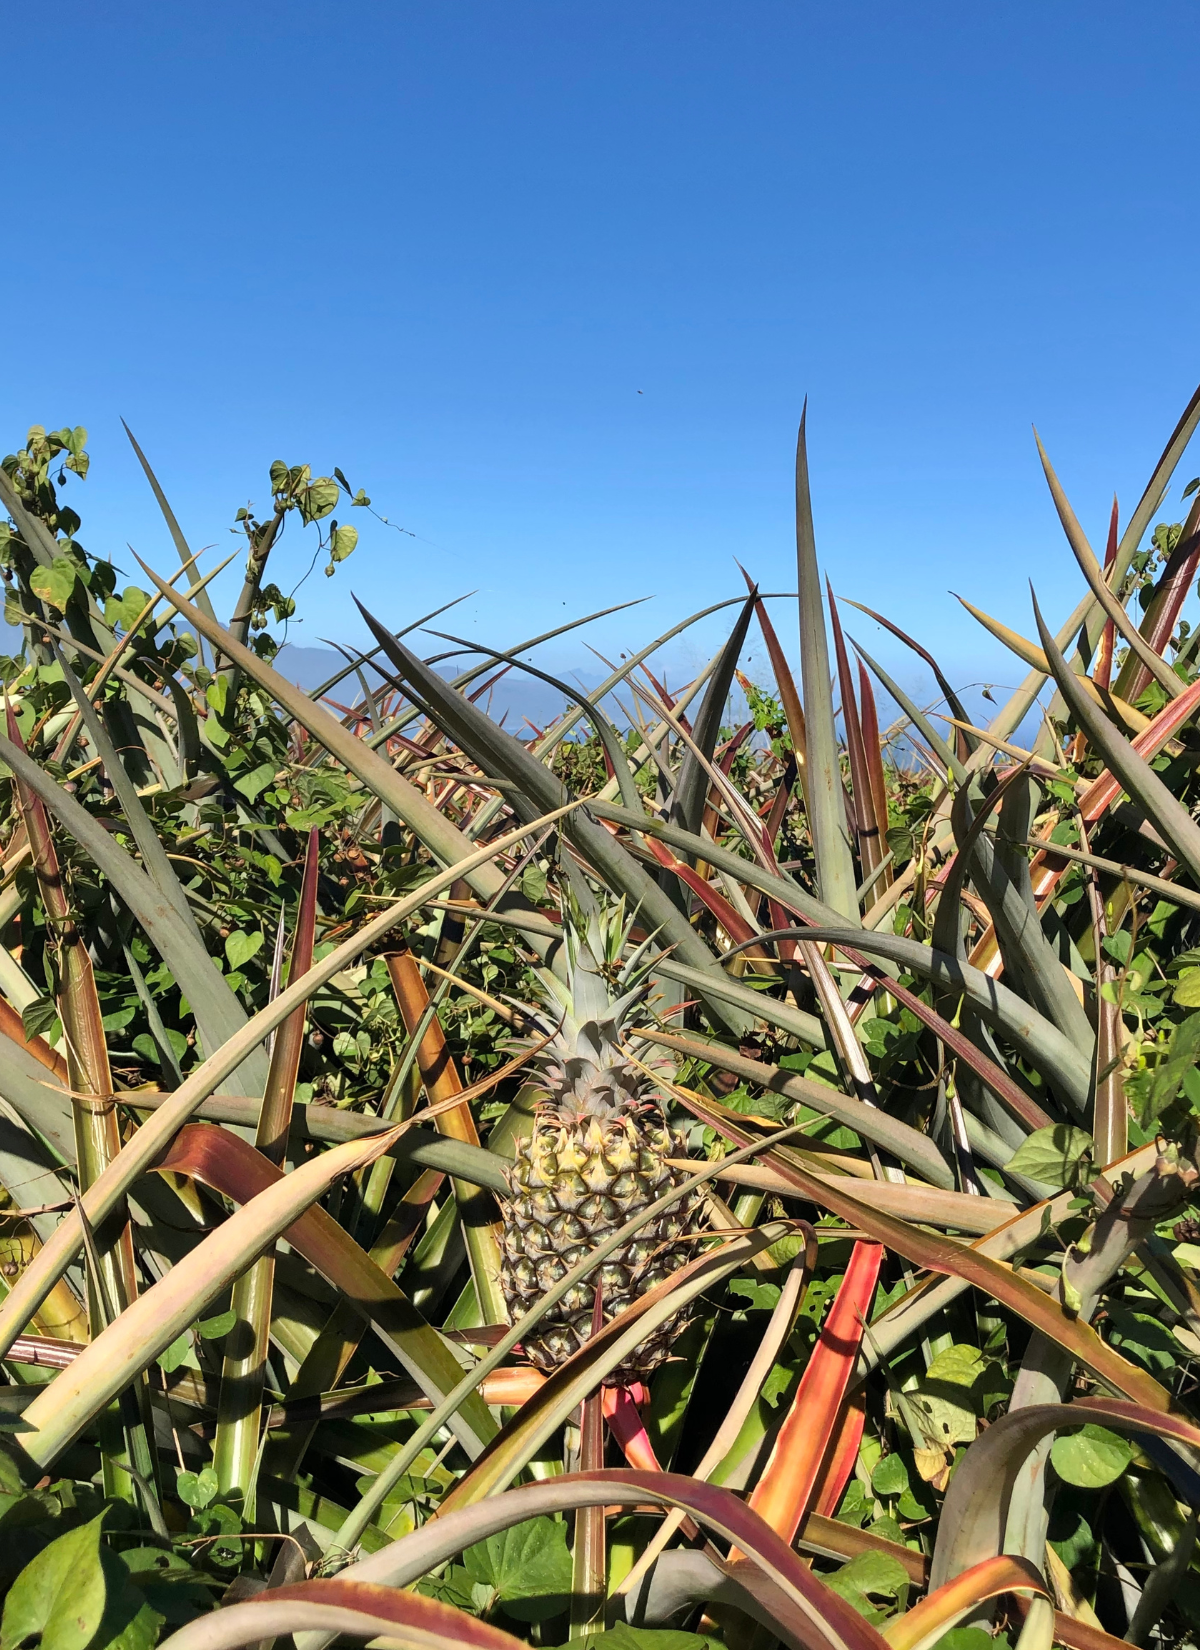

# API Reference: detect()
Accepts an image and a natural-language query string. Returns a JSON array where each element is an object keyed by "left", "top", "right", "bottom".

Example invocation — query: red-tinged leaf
[
  {"left": 602, "top": 1383, "right": 660, "bottom": 1471},
  {"left": 975, "top": 667, "right": 1200, "bottom": 977},
  {"left": 748, "top": 1242, "right": 883, "bottom": 1544},
  {"left": 1117, "top": 489, "right": 1200, "bottom": 703},
  {"left": 1102, "top": 494, "right": 1120, "bottom": 571},
  {"left": 480, "top": 1367, "right": 545, "bottom": 1406},
  {"left": 702, "top": 717, "right": 756, "bottom": 843},
  {"left": 467, "top": 663, "right": 513, "bottom": 705},
  {"left": 710, "top": 913, "right": 1057, "bottom": 1134},
  {"left": 151, "top": 1122, "right": 497, "bottom": 1452},
  {"left": 792, "top": 1511, "right": 1142, "bottom": 1650},
  {"left": 643, "top": 834, "right": 762, "bottom": 949},
  {"left": 155, "top": 1578, "right": 529, "bottom": 1650},
  {"left": 1036, "top": 433, "right": 1185, "bottom": 707},
  {"left": 656, "top": 1090, "right": 1175, "bottom": 1413},
  {"left": 767, "top": 894, "right": 800, "bottom": 964},
  {"left": 716, "top": 719, "right": 755, "bottom": 772},
  {"left": 929, "top": 1397, "right": 1200, "bottom": 1588},
  {"left": 856, "top": 660, "right": 893, "bottom": 889},
  {"left": 838, "top": 595, "right": 973, "bottom": 755},
  {"left": 386, "top": 951, "right": 483, "bottom": 1148},
  {"left": 1012, "top": 1594, "right": 1134, "bottom": 1650},
  {"left": 386, "top": 949, "right": 506, "bottom": 1322},
  {"left": 439, "top": 1228, "right": 781, "bottom": 1512},
  {"left": 738, "top": 564, "right": 809, "bottom": 797},
  {"left": 884, "top": 1556, "right": 1050, "bottom": 1650},
  {"left": 1022, "top": 673, "right": 1200, "bottom": 916},
  {"left": 639, "top": 661, "right": 686, "bottom": 729},
  {"left": 1032, "top": 589, "right": 1200, "bottom": 886},
  {"left": 812, "top": 1389, "right": 867, "bottom": 1519},
  {"left": 6, "top": 1334, "right": 83, "bottom": 1369},
  {"left": 828, "top": 583, "right": 882, "bottom": 879},
  {"left": 20, "top": 1121, "right": 470, "bottom": 1467},
  {"left": 684, "top": 1156, "right": 1010, "bottom": 1235},
  {"left": 1092, "top": 496, "right": 1120, "bottom": 692},
  {"left": 616, "top": 1245, "right": 820, "bottom": 1606},
  {"left": 762, "top": 754, "right": 798, "bottom": 863},
  {"left": 342, "top": 1467, "right": 888, "bottom": 1650},
  {"left": 273, "top": 1366, "right": 545, "bottom": 1418},
  {"left": 257, "top": 826, "right": 319, "bottom": 1165}
]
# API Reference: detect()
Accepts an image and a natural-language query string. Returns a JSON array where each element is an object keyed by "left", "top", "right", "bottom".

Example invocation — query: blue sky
[{"left": 4, "top": 2, "right": 1200, "bottom": 712}]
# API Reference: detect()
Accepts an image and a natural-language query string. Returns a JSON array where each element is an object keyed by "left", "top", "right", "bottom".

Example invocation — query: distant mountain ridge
[{"left": 274, "top": 643, "right": 595, "bottom": 733}]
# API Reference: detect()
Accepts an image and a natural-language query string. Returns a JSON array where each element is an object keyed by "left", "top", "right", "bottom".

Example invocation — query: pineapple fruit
[{"left": 497, "top": 907, "right": 705, "bottom": 1379}]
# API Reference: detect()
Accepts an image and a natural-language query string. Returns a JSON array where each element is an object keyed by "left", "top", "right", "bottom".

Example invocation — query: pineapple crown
[{"left": 521, "top": 899, "right": 670, "bottom": 1123}]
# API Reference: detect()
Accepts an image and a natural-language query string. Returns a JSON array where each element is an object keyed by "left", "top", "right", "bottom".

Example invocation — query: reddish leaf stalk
[
  {"left": 746, "top": 1241, "right": 884, "bottom": 1545},
  {"left": 0, "top": 992, "right": 69, "bottom": 1082},
  {"left": 601, "top": 1382, "right": 657, "bottom": 1471},
  {"left": 571, "top": 1290, "right": 608, "bottom": 1635},
  {"left": 4, "top": 701, "right": 144, "bottom": 1495},
  {"left": 811, "top": 1389, "right": 868, "bottom": 1519}
]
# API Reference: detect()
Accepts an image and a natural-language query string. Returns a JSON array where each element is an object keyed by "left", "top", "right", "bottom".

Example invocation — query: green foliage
[
  {"left": 1005, "top": 1125, "right": 1095, "bottom": 1189},
  {"left": 1051, "top": 1425, "right": 1133, "bottom": 1488},
  {"left": 930, "top": 1632, "right": 1007, "bottom": 1650},
  {"left": 556, "top": 1630, "right": 721, "bottom": 1650},
  {"left": 1, "top": 1517, "right": 109, "bottom": 1650},
  {"left": 1125, "top": 1011, "right": 1200, "bottom": 1128},
  {"left": 0, "top": 1515, "right": 161, "bottom": 1650},
  {"left": 460, "top": 1517, "right": 573, "bottom": 1622},
  {"left": 823, "top": 1549, "right": 910, "bottom": 1620},
  {"left": 872, "top": 1451, "right": 910, "bottom": 1497}
]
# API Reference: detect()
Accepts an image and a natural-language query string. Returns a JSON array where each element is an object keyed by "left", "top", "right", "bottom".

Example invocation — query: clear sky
[{"left": 4, "top": 2, "right": 1200, "bottom": 708}]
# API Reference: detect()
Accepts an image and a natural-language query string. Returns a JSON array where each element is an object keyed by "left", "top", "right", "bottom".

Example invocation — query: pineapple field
[{"left": 1, "top": 392, "right": 1200, "bottom": 1650}]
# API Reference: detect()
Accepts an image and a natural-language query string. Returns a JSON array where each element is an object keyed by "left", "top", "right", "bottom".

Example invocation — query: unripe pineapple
[{"left": 498, "top": 907, "right": 704, "bottom": 1379}]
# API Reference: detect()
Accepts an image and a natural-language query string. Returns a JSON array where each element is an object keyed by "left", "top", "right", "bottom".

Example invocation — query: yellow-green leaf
[
  {"left": 224, "top": 930, "right": 263, "bottom": 971},
  {"left": 1050, "top": 1424, "right": 1133, "bottom": 1488},
  {"left": 29, "top": 556, "right": 80, "bottom": 612},
  {"left": 1004, "top": 1125, "right": 1094, "bottom": 1190},
  {"left": 330, "top": 523, "right": 358, "bottom": 562},
  {"left": 300, "top": 477, "right": 340, "bottom": 524},
  {"left": 1, "top": 1514, "right": 107, "bottom": 1650}
]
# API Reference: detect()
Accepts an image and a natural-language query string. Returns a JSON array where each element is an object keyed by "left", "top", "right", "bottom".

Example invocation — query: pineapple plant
[{"left": 497, "top": 903, "right": 706, "bottom": 1377}]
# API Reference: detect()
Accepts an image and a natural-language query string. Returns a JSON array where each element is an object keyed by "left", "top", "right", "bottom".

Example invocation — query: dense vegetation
[{"left": 1, "top": 394, "right": 1200, "bottom": 1650}]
